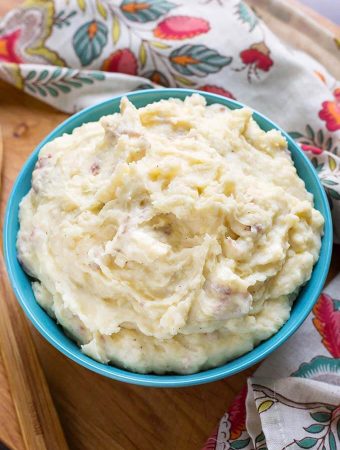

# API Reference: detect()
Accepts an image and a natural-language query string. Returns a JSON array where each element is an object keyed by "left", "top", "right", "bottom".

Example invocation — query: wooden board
[
  {"left": 0, "top": 253, "right": 68, "bottom": 450},
  {"left": 0, "top": 33, "right": 255, "bottom": 450},
  {"left": 0, "top": 1, "right": 339, "bottom": 449}
]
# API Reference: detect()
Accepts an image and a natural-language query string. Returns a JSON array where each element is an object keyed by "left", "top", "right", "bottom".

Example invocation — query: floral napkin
[
  {"left": 203, "top": 278, "right": 340, "bottom": 450},
  {"left": 0, "top": 1, "right": 339, "bottom": 449}
]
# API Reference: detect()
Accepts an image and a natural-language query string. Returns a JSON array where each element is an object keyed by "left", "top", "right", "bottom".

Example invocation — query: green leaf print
[
  {"left": 295, "top": 437, "right": 318, "bottom": 448},
  {"left": 325, "top": 136, "right": 333, "bottom": 151},
  {"left": 46, "top": 86, "right": 58, "bottom": 97},
  {"left": 310, "top": 157, "right": 324, "bottom": 173},
  {"left": 255, "top": 431, "right": 265, "bottom": 444},
  {"left": 87, "top": 71, "right": 105, "bottom": 81},
  {"left": 322, "top": 179, "right": 338, "bottom": 186},
  {"left": 54, "top": 10, "right": 77, "bottom": 28},
  {"left": 310, "top": 412, "right": 331, "bottom": 423},
  {"left": 303, "top": 424, "right": 325, "bottom": 433},
  {"left": 234, "top": 2, "right": 258, "bottom": 31},
  {"left": 328, "top": 431, "right": 336, "bottom": 450},
  {"left": 288, "top": 131, "right": 304, "bottom": 139},
  {"left": 317, "top": 129, "right": 324, "bottom": 145},
  {"left": 23, "top": 68, "right": 106, "bottom": 98},
  {"left": 229, "top": 437, "right": 251, "bottom": 449},
  {"left": 306, "top": 124, "right": 315, "bottom": 140},
  {"left": 37, "top": 70, "right": 49, "bottom": 81},
  {"left": 120, "top": 0, "right": 176, "bottom": 23},
  {"left": 289, "top": 124, "right": 338, "bottom": 156},
  {"left": 36, "top": 85, "right": 47, "bottom": 97},
  {"left": 328, "top": 188, "right": 340, "bottom": 200},
  {"left": 51, "top": 67, "right": 62, "bottom": 79},
  {"left": 292, "top": 356, "right": 340, "bottom": 381},
  {"left": 73, "top": 20, "right": 108, "bottom": 66},
  {"left": 54, "top": 83, "right": 71, "bottom": 93},
  {"left": 25, "top": 70, "right": 36, "bottom": 81},
  {"left": 169, "top": 44, "right": 232, "bottom": 76}
]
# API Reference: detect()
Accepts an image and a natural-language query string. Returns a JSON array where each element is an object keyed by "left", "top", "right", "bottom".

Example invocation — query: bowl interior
[{"left": 3, "top": 89, "right": 333, "bottom": 387}]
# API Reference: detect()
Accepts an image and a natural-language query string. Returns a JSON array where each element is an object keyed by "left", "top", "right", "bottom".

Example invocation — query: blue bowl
[{"left": 3, "top": 89, "right": 333, "bottom": 387}]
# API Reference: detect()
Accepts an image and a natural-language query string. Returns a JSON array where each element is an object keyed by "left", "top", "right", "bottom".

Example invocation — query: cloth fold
[{"left": 247, "top": 377, "right": 340, "bottom": 450}]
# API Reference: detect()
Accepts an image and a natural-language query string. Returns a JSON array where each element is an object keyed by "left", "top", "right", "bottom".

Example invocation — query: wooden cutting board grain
[
  {"left": 0, "top": 126, "right": 68, "bottom": 450},
  {"left": 0, "top": 254, "right": 69, "bottom": 450},
  {"left": 0, "top": 52, "right": 256, "bottom": 450},
  {"left": 0, "top": 1, "right": 339, "bottom": 449}
]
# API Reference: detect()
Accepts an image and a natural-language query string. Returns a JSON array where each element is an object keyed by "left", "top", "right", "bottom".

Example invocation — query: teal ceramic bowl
[{"left": 3, "top": 89, "right": 333, "bottom": 387}]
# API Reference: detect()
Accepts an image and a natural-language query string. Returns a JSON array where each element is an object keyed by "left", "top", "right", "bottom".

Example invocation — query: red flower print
[
  {"left": 228, "top": 385, "right": 247, "bottom": 440},
  {"left": 300, "top": 144, "right": 323, "bottom": 155},
  {"left": 237, "top": 42, "right": 273, "bottom": 82},
  {"left": 240, "top": 42, "right": 273, "bottom": 71},
  {"left": 198, "top": 85, "right": 235, "bottom": 99},
  {"left": 319, "top": 88, "right": 340, "bottom": 132},
  {"left": 313, "top": 293, "right": 340, "bottom": 358},
  {"left": 0, "top": 29, "right": 22, "bottom": 63},
  {"left": 102, "top": 49, "right": 137, "bottom": 75},
  {"left": 154, "top": 16, "right": 210, "bottom": 40}
]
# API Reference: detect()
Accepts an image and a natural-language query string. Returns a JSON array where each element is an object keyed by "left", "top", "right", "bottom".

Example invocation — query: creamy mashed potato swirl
[{"left": 17, "top": 94, "right": 323, "bottom": 374}]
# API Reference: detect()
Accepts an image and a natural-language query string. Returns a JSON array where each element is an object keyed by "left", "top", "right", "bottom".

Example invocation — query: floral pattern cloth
[
  {"left": 0, "top": 1, "right": 339, "bottom": 448},
  {"left": 203, "top": 275, "right": 340, "bottom": 450}
]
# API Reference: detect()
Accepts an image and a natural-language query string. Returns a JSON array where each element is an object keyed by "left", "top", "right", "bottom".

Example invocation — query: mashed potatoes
[{"left": 17, "top": 94, "right": 323, "bottom": 374}]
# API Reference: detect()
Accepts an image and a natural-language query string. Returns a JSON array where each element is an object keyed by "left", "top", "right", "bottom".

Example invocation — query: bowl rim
[{"left": 3, "top": 88, "right": 333, "bottom": 387}]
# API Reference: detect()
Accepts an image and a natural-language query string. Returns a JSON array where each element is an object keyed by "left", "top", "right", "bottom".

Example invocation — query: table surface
[
  {"left": 0, "top": 2, "right": 339, "bottom": 450},
  {"left": 0, "top": 81, "right": 256, "bottom": 450}
]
